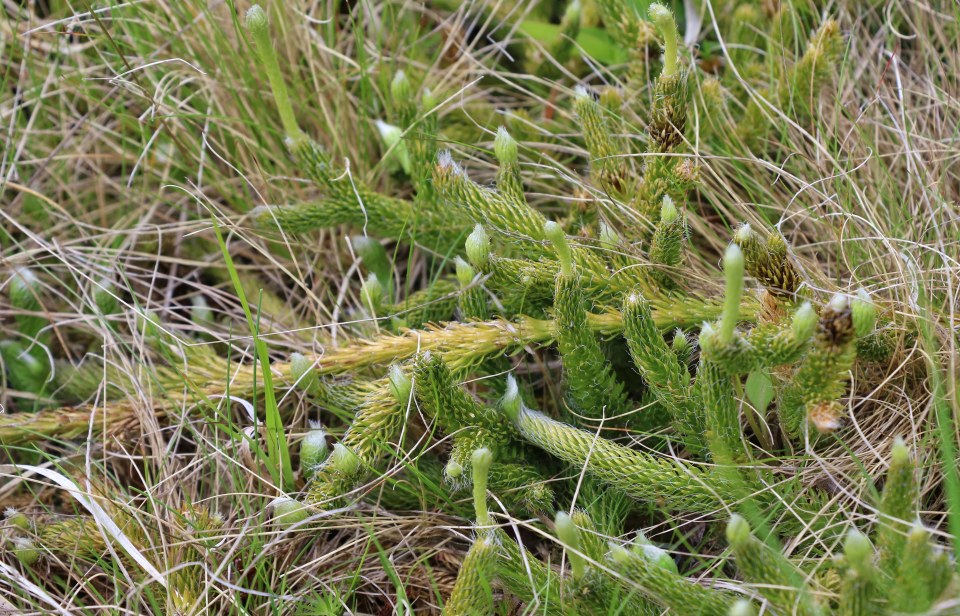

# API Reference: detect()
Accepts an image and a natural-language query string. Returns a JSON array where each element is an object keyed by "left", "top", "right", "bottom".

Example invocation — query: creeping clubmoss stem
[
  {"left": 719, "top": 244, "right": 745, "bottom": 345},
  {"left": 245, "top": 5, "right": 303, "bottom": 143},
  {"left": 649, "top": 3, "right": 679, "bottom": 78},
  {"left": 544, "top": 221, "right": 573, "bottom": 276}
]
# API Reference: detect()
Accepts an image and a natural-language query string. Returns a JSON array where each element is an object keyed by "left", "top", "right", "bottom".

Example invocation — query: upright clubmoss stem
[
  {"left": 555, "top": 512, "right": 587, "bottom": 579},
  {"left": 388, "top": 363, "right": 411, "bottom": 404},
  {"left": 351, "top": 236, "right": 392, "bottom": 284},
  {"left": 361, "top": 273, "right": 383, "bottom": 313},
  {"left": 13, "top": 538, "right": 39, "bottom": 565},
  {"left": 245, "top": 5, "right": 303, "bottom": 143},
  {"left": 465, "top": 224, "right": 490, "bottom": 269},
  {"left": 564, "top": 0, "right": 581, "bottom": 25},
  {"left": 269, "top": 497, "right": 310, "bottom": 527},
  {"left": 390, "top": 70, "right": 411, "bottom": 106},
  {"left": 852, "top": 289, "right": 877, "bottom": 338},
  {"left": 329, "top": 443, "right": 361, "bottom": 476},
  {"left": 649, "top": 3, "right": 679, "bottom": 78},
  {"left": 544, "top": 221, "right": 573, "bottom": 277},
  {"left": 660, "top": 195, "right": 678, "bottom": 223},
  {"left": 599, "top": 222, "right": 620, "bottom": 247},
  {"left": 844, "top": 529, "right": 873, "bottom": 572},
  {"left": 93, "top": 277, "right": 118, "bottom": 316},
  {"left": 6, "top": 509, "right": 30, "bottom": 531},
  {"left": 299, "top": 420, "right": 328, "bottom": 478},
  {"left": 719, "top": 244, "right": 745, "bottom": 345},
  {"left": 792, "top": 302, "right": 817, "bottom": 341},
  {"left": 501, "top": 375, "right": 522, "bottom": 422},
  {"left": 472, "top": 448, "right": 493, "bottom": 527},
  {"left": 494, "top": 126, "right": 518, "bottom": 165},
  {"left": 455, "top": 257, "right": 474, "bottom": 287},
  {"left": 729, "top": 600, "right": 758, "bottom": 616},
  {"left": 9, "top": 267, "right": 40, "bottom": 312}
]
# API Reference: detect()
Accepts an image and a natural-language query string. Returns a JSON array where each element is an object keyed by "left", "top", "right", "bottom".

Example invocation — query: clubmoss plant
[
  {"left": 245, "top": 5, "right": 302, "bottom": 144},
  {"left": 269, "top": 496, "right": 311, "bottom": 528},
  {"left": 547, "top": 220, "right": 630, "bottom": 419},
  {"left": 726, "top": 514, "right": 825, "bottom": 616},
  {"left": 2, "top": 1, "right": 953, "bottom": 614},
  {"left": 2, "top": 267, "right": 52, "bottom": 410},
  {"left": 442, "top": 534, "right": 497, "bottom": 615},
  {"left": 12, "top": 537, "right": 40, "bottom": 566},
  {"left": 306, "top": 371, "right": 407, "bottom": 505},
  {"left": 837, "top": 529, "right": 878, "bottom": 616},
  {"left": 299, "top": 421, "right": 329, "bottom": 479},
  {"left": 609, "top": 538, "right": 738, "bottom": 613}
]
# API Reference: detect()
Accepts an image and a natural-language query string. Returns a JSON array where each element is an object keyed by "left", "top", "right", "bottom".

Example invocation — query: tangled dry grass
[{"left": 1, "top": 0, "right": 958, "bottom": 614}]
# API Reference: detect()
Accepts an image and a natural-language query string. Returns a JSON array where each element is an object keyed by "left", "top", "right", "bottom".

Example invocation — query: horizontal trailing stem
[{"left": 0, "top": 295, "right": 772, "bottom": 447}]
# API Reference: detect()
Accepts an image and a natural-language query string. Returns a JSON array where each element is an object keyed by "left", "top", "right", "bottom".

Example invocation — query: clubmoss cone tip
[{"left": 244, "top": 5, "right": 267, "bottom": 34}]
